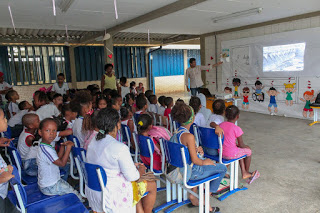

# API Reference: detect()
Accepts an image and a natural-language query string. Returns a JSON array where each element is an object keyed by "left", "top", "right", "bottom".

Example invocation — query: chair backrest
[
  {"left": 172, "top": 120, "right": 181, "bottom": 132},
  {"left": 71, "top": 147, "right": 86, "bottom": 162},
  {"left": 67, "top": 135, "right": 80, "bottom": 147},
  {"left": 121, "top": 124, "right": 131, "bottom": 145},
  {"left": 3, "top": 126, "right": 12, "bottom": 138},
  {"left": 79, "top": 158, "right": 107, "bottom": 192},
  {"left": 162, "top": 139, "right": 191, "bottom": 168},
  {"left": 189, "top": 123, "right": 200, "bottom": 146},
  {"left": 9, "top": 166, "right": 28, "bottom": 210},
  {"left": 198, "top": 126, "right": 224, "bottom": 150},
  {"left": 134, "top": 113, "right": 141, "bottom": 125},
  {"left": 138, "top": 135, "right": 154, "bottom": 158},
  {"left": 7, "top": 146, "right": 23, "bottom": 171}
]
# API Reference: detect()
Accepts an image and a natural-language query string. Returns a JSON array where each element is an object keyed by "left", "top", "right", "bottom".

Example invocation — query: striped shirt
[{"left": 37, "top": 144, "right": 60, "bottom": 188}]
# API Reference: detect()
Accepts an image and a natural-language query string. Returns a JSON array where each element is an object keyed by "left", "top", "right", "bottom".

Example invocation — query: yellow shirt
[
  {"left": 235, "top": 86, "right": 238, "bottom": 92},
  {"left": 104, "top": 74, "right": 117, "bottom": 90}
]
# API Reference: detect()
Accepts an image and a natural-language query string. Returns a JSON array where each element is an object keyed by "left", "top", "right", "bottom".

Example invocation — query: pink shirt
[{"left": 220, "top": 122, "right": 243, "bottom": 157}]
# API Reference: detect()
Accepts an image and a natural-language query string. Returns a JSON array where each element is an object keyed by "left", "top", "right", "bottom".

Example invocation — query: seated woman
[
  {"left": 171, "top": 102, "right": 227, "bottom": 212},
  {"left": 137, "top": 114, "right": 171, "bottom": 171},
  {"left": 86, "top": 108, "right": 157, "bottom": 213}
]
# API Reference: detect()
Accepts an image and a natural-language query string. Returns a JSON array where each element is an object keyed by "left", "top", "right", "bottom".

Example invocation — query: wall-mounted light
[{"left": 212, "top": 8, "right": 263, "bottom": 23}]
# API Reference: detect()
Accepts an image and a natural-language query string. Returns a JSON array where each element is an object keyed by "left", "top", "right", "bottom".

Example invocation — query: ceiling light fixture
[
  {"left": 114, "top": 0, "right": 118, "bottom": 19},
  {"left": 8, "top": 5, "right": 16, "bottom": 33},
  {"left": 212, "top": 7, "right": 263, "bottom": 23},
  {"left": 52, "top": 0, "right": 56, "bottom": 16}
]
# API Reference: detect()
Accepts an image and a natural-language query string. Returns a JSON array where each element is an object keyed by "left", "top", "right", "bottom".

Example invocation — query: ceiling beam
[
  {"left": 80, "top": 0, "right": 208, "bottom": 44},
  {"left": 163, "top": 34, "right": 200, "bottom": 44},
  {"left": 202, "top": 10, "right": 320, "bottom": 37}
]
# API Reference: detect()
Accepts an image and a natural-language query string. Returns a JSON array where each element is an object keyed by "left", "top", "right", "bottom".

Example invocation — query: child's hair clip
[
  {"left": 99, "top": 129, "right": 105, "bottom": 134},
  {"left": 138, "top": 121, "right": 143, "bottom": 126}
]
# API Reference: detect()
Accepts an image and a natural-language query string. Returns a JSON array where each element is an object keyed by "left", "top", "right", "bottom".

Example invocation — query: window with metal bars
[{"left": 5, "top": 46, "right": 71, "bottom": 85}]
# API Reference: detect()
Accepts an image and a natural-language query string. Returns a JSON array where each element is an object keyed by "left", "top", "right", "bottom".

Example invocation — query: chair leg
[
  {"left": 198, "top": 184, "right": 204, "bottom": 213},
  {"left": 177, "top": 184, "right": 182, "bottom": 203},
  {"left": 234, "top": 160, "right": 239, "bottom": 189},
  {"left": 205, "top": 182, "right": 210, "bottom": 213},
  {"left": 183, "top": 189, "right": 188, "bottom": 201},
  {"left": 156, "top": 179, "right": 160, "bottom": 188},
  {"left": 230, "top": 162, "right": 235, "bottom": 191},
  {"left": 166, "top": 179, "right": 171, "bottom": 202},
  {"left": 172, "top": 184, "right": 177, "bottom": 200}
]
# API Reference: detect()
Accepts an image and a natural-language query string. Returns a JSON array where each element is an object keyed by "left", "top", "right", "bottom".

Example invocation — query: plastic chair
[
  {"left": 7, "top": 146, "right": 37, "bottom": 184},
  {"left": 66, "top": 135, "right": 81, "bottom": 180},
  {"left": 9, "top": 166, "right": 89, "bottom": 213},
  {"left": 163, "top": 139, "right": 221, "bottom": 213},
  {"left": 7, "top": 166, "right": 58, "bottom": 207},
  {"left": 189, "top": 123, "right": 200, "bottom": 147},
  {"left": 134, "top": 113, "right": 141, "bottom": 126},
  {"left": 172, "top": 120, "right": 181, "bottom": 133},
  {"left": 132, "top": 132, "right": 140, "bottom": 163},
  {"left": 72, "top": 147, "right": 87, "bottom": 198},
  {"left": 198, "top": 126, "right": 247, "bottom": 200},
  {"left": 121, "top": 124, "right": 137, "bottom": 159},
  {"left": 78, "top": 158, "right": 107, "bottom": 213}
]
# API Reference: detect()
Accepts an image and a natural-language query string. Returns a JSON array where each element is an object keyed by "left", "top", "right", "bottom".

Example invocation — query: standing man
[
  {"left": 185, "top": 58, "right": 223, "bottom": 96},
  {"left": 101, "top": 64, "right": 117, "bottom": 91}
]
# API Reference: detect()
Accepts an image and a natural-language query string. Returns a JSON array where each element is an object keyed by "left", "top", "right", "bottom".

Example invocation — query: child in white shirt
[
  {"left": 71, "top": 90, "right": 93, "bottom": 148},
  {"left": 0, "top": 72, "right": 13, "bottom": 104},
  {"left": 17, "top": 114, "right": 40, "bottom": 176},
  {"left": 189, "top": 96, "right": 206, "bottom": 127},
  {"left": 119, "top": 77, "right": 130, "bottom": 99},
  {"left": 5, "top": 90, "right": 20, "bottom": 119},
  {"left": 0, "top": 108, "right": 19, "bottom": 213},
  {"left": 157, "top": 96, "right": 166, "bottom": 116},
  {"left": 147, "top": 95, "right": 158, "bottom": 114},
  {"left": 37, "top": 118, "right": 81, "bottom": 200},
  {"left": 52, "top": 73, "right": 69, "bottom": 95}
]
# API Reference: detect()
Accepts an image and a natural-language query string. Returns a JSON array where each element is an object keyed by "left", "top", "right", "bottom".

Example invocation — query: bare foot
[{"left": 242, "top": 171, "right": 256, "bottom": 180}]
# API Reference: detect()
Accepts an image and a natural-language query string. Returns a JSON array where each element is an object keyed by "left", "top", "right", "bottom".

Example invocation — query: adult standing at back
[
  {"left": 185, "top": 58, "right": 223, "bottom": 96},
  {"left": 101, "top": 64, "right": 117, "bottom": 91}
]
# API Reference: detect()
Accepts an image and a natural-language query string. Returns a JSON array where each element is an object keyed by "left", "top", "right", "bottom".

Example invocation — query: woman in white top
[{"left": 86, "top": 108, "right": 157, "bottom": 213}]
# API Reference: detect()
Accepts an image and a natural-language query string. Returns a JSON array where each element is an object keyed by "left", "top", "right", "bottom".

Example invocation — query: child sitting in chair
[
  {"left": 220, "top": 105, "right": 259, "bottom": 184},
  {"left": 37, "top": 118, "right": 82, "bottom": 200},
  {"left": 17, "top": 114, "right": 40, "bottom": 176}
]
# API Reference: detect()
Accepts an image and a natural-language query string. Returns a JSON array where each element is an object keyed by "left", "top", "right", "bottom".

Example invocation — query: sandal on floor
[
  {"left": 246, "top": 170, "right": 260, "bottom": 184},
  {"left": 187, "top": 204, "right": 220, "bottom": 212}
]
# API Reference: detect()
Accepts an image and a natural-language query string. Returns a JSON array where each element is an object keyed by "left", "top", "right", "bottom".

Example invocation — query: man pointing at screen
[{"left": 185, "top": 58, "right": 223, "bottom": 96}]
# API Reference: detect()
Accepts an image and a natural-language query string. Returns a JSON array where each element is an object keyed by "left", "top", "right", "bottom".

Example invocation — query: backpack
[{"left": 165, "top": 129, "right": 192, "bottom": 184}]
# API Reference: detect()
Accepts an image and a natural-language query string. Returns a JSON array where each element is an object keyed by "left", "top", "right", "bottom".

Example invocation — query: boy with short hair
[
  {"left": 17, "top": 113, "right": 40, "bottom": 176},
  {"left": 148, "top": 95, "right": 158, "bottom": 114},
  {"left": 135, "top": 96, "right": 148, "bottom": 115},
  {"left": 8, "top": 101, "right": 34, "bottom": 138},
  {"left": 157, "top": 96, "right": 166, "bottom": 116},
  {"left": 52, "top": 73, "right": 69, "bottom": 95},
  {"left": 207, "top": 99, "right": 226, "bottom": 128}
]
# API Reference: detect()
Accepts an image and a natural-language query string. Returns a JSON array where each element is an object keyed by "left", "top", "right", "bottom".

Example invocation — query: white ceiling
[
  {"left": 124, "top": 0, "right": 320, "bottom": 35},
  {"left": 0, "top": 0, "right": 319, "bottom": 37},
  {"left": 0, "top": 0, "right": 177, "bottom": 31}
]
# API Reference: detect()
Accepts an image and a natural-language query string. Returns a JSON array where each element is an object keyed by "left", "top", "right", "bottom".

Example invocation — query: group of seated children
[{"left": 0, "top": 70, "right": 259, "bottom": 213}]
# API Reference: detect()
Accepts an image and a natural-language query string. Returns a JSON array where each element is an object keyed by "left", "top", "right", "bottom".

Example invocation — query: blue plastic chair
[
  {"left": 7, "top": 166, "right": 58, "bottom": 207},
  {"left": 134, "top": 113, "right": 141, "bottom": 125},
  {"left": 66, "top": 135, "right": 81, "bottom": 148},
  {"left": 121, "top": 124, "right": 137, "bottom": 159},
  {"left": 132, "top": 132, "right": 140, "bottom": 163},
  {"left": 189, "top": 123, "right": 200, "bottom": 146},
  {"left": 163, "top": 139, "right": 220, "bottom": 213},
  {"left": 7, "top": 146, "right": 37, "bottom": 184},
  {"left": 78, "top": 158, "right": 107, "bottom": 213},
  {"left": 198, "top": 126, "right": 247, "bottom": 200},
  {"left": 66, "top": 135, "right": 81, "bottom": 180},
  {"left": 9, "top": 166, "right": 88, "bottom": 213},
  {"left": 72, "top": 147, "right": 87, "bottom": 198}
]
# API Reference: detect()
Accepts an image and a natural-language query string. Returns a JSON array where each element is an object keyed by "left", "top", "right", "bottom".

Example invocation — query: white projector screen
[{"left": 263, "top": 43, "right": 306, "bottom": 72}]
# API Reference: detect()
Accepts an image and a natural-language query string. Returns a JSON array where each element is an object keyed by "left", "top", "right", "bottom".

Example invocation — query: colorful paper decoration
[
  {"left": 232, "top": 78, "right": 241, "bottom": 97},
  {"left": 108, "top": 54, "right": 113, "bottom": 59},
  {"left": 252, "top": 80, "right": 265, "bottom": 102},
  {"left": 242, "top": 87, "right": 250, "bottom": 109},
  {"left": 300, "top": 90, "right": 315, "bottom": 118},
  {"left": 267, "top": 86, "right": 280, "bottom": 115},
  {"left": 282, "top": 82, "right": 296, "bottom": 106},
  {"left": 211, "top": 56, "right": 214, "bottom": 60}
]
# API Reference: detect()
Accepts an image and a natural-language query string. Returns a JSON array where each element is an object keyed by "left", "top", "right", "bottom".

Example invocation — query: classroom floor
[{"left": 154, "top": 111, "right": 320, "bottom": 213}]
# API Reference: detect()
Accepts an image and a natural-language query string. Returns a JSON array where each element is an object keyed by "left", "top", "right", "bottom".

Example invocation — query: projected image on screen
[{"left": 263, "top": 43, "right": 306, "bottom": 72}]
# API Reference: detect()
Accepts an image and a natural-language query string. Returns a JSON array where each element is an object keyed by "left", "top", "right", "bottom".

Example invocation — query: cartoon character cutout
[
  {"left": 300, "top": 90, "right": 316, "bottom": 118},
  {"left": 267, "top": 87, "right": 280, "bottom": 115},
  {"left": 252, "top": 80, "right": 265, "bottom": 102},
  {"left": 282, "top": 83, "right": 296, "bottom": 106},
  {"left": 232, "top": 78, "right": 241, "bottom": 97},
  {"left": 224, "top": 87, "right": 232, "bottom": 94},
  {"left": 241, "top": 87, "right": 251, "bottom": 109}
]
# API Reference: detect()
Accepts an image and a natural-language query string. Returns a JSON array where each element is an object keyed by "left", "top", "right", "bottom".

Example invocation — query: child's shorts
[
  {"left": 303, "top": 108, "right": 313, "bottom": 112},
  {"left": 223, "top": 148, "right": 252, "bottom": 160}
]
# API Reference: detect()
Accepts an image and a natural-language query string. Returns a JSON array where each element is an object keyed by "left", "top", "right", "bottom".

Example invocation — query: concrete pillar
[
  {"left": 69, "top": 46, "right": 77, "bottom": 89},
  {"left": 200, "top": 35, "right": 206, "bottom": 88},
  {"left": 103, "top": 36, "right": 114, "bottom": 65},
  {"left": 183, "top": 49, "right": 188, "bottom": 91}
]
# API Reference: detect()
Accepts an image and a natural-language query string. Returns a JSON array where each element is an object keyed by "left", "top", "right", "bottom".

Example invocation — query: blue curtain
[{"left": 0, "top": 46, "right": 11, "bottom": 84}]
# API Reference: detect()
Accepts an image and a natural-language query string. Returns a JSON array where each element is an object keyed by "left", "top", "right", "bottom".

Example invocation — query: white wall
[{"left": 204, "top": 16, "right": 320, "bottom": 93}]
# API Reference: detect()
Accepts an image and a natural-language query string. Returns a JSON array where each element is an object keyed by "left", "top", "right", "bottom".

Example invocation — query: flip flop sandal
[
  {"left": 246, "top": 170, "right": 260, "bottom": 184},
  {"left": 188, "top": 203, "right": 220, "bottom": 212}
]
